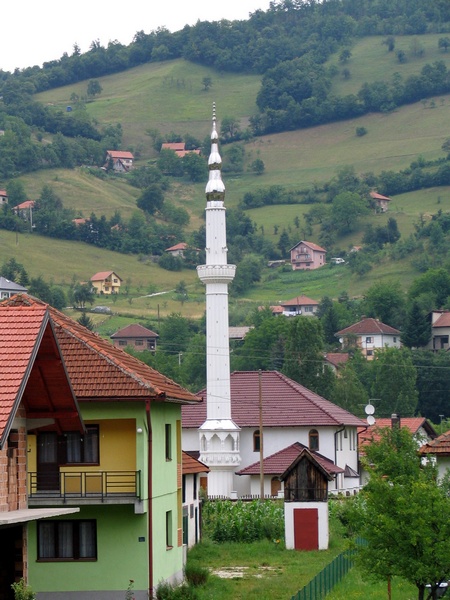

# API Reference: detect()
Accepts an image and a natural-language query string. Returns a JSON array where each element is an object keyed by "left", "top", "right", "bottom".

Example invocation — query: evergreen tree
[
  {"left": 77, "top": 312, "right": 95, "bottom": 331},
  {"left": 401, "top": 301, "right": 431, "bottom": 348}
]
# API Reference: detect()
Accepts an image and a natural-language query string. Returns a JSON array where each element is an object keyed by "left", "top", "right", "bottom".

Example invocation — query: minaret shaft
[{"left": 197, "top": 104, "right": 241, "bottom": 495}]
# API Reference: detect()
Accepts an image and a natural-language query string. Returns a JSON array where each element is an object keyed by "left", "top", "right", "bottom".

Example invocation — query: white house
[
  {"left": 420, "top": 430, "right": 450, "bottom": 480},
  {"left": 182, "top": 370, "right": 366, "bottom": 498},
  {"left": 0, "top": 276, "right": 27, "bottom": 299},
  {"left": 427, "top": 310, "right": 450, "bottom": 351},
  {"left": 182, "top": 452, "right": 208, "bottom": 552},
  {"left": 336, "top": 317, "right": 401, "bottom": 359},
  {"left": 274, "top": 295, "right": 319, "bottom": 317}
]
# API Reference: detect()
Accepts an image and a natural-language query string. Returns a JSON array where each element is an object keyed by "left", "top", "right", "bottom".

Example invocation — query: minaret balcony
[{"left": 197, "top": 264, "right": 236, "bottom": 284}]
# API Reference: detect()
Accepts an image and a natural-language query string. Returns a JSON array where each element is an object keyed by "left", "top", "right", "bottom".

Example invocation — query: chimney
[{"left": 391, "top": 414, "right": 401, "bottom": 429}]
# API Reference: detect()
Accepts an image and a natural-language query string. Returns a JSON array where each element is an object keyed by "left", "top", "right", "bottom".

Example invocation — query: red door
[{"left": 293, "top": 508, "right": 318, "bottom": 550}]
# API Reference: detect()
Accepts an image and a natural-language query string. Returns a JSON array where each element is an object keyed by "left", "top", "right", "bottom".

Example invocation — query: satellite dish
[
  {"left": 367, "top": 415, "right": 376, "bottom": 426},
  {"left": 365, "top": 404, "right": 375, "bottom": 415}
]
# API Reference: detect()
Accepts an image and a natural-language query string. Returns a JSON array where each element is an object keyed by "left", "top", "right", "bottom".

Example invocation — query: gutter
[
  {"left": 334, "top": 425, "right": 346, "bottom": 491},
  {"left": 146, "top": 399, "right": 153, "bottom": 597}
]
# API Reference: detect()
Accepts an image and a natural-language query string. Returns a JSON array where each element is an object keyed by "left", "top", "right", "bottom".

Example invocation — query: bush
[
  {"left": 155, "top": 581, "right": 198, "bottom": 600},
  {"left": 11, "top": 579, "right": 36, "bottom": 600},
  {"left": 184, "top": 563, "right": 209, "bottom": 587}
]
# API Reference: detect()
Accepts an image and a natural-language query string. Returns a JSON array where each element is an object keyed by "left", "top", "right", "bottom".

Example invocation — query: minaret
[{"left": 197, "top": 104, "right": 241, "bottom": 497}]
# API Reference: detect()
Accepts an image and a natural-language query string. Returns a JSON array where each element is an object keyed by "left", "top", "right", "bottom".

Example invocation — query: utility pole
[{"left": 259, "top": 370, "right": 264, "bottom": 500}]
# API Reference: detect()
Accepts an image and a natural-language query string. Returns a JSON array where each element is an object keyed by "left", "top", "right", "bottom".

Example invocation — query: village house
[
  {"left": 104, "top": 150, "right": 134, "bottom": 172},
  {"left": 370, "top": 190, "right": 391, "bottom": 213},
  {"left": 290, "top": 241, "right": 326, "bottom": 271},
  {"left": 110, "top": 323, "right": 159, "bottom": 352},
  {"left": 336, "top": 317, "right": 401, "bottom": 359},
  {"left": 181, "top": 452, "right": 208, "bottom": 551},
  {"left": 0, "top": 189, "right": 8, "bottom": 205},
  {"left": 0, "top": 294, "right": 200, "bottom": 599},
  {"left": 90, "top": 270, "right": 122, "bottom": 295},
  {"left": 182, "top": 370, "right": 366, "bottom": 499},
  {"left": 427, "top": 310, "right": 450, "bottom": 350},
  {"left": 323, "top": 352, "right": 349, "bottom": 374},
  {"left": 276, "top": 294, "right": 320, "bottom": 317},
  {"left": 161, "top": 143, "right": 201, "bottom": 158},
  {"left": 360, "top": 416, "right": 437, "bottom": 485},
  {"left": 0, "top": 276, "right": 27, "bottom": 299},
  {"left": 13, "top": 200, "right": 35, "bottom": 222},
  {"left": 420, "top": 429, "right": 450, "bottom": 480},
  {"left": 165, "top": 242, "right": 189, "bottom": 257}
]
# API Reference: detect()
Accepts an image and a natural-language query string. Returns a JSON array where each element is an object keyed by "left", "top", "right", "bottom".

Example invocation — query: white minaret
[{"left": 197, "top": 104, "right": 241, "bottom": 497}]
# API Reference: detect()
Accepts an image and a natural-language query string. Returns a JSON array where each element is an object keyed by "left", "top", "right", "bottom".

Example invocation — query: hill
[{"left": 0, "top": 30, "right": 448, "bottom": 327}]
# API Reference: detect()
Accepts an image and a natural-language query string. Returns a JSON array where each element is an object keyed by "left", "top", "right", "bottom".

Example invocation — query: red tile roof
[
  {"left": 182, "top": 370, "right": 366, "bottom": 429},
  {"left": 90, "top": 271, "right": 121, "bottom": 281},
  {"left": 358, "top": 417, "right": 436, "bottom": 451},
  {"left": 433, "top": 312, "right": 450, "bottom": 328},
  {"left": 161, "top": 143, "right": 185, "bottom": 152},
  {"left": 370, "top": 191, "right": 391, "bottom": 201},
  {"left": 236, "top": 442, "right": 343, "bottom": 476},
  {"left": 0, "top": 303, "right": 83, "bottom": 447},
  {"left": 279, "top": 295, "right": 319, "bottom": 307},
  {"left": 14, "top": 200, "right": 35, "bottom": 210},
  {"left": 290, "top": 241, "right": 326, "bottom": 253},
  {"left": 111, "top": 324, "right": 159, "bottom": 339},
  {"left": 165, "top": 242, "right": 188, "bottom": 252},
  {"left": 182, "top": 451, "right": 209, "bottom": 475},
  {"left": 3, "top": 295, "right": 200, "bottom": 405},
  {"left": 107, "top": 150, "right": 134, "bottom": 159},
  {"left": 324, "top": 353, "right": 349, "bottom": 368},
  {"left": 420, "top": 430, "right": 450, "bottom": 456},
  {"left": 336, "top": 318, "right": 400, "bottom": 336}
]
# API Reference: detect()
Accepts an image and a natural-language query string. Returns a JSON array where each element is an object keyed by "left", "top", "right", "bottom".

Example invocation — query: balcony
[{"left": 28, "top": 471, "right": 141, "bottom": 506}]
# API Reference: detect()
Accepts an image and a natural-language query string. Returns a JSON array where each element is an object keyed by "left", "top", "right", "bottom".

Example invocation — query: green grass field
[{"left": 16, "top": 37, "right": 450, "bottom": 321}]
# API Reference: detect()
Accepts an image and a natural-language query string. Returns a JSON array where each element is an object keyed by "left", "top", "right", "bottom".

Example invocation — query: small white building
[
  {"left": 0, "top": 276, "right": 28, "bottom": 299},
  {"left": 427, "top": 310, "right": 450, "bottom": 351},
  {"left": 182, "top": 452, "right": 209, "bottom": 552},
  {"left": 336, "top": 317, "right": 401, "bottom": 359}
]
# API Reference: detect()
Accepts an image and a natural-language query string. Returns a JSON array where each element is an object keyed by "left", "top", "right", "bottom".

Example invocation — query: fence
[{"left": 290, "top": 547, "right": 356, "bottom": 600}]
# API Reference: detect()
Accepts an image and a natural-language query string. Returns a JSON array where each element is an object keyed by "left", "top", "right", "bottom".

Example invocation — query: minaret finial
[{"left": 206, "top": 102, "right": 224, "bottom": 201}]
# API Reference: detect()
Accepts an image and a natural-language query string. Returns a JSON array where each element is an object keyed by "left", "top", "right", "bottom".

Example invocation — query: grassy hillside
[{"left": 13, "top": 37, "right": 450, "bottom": 324}]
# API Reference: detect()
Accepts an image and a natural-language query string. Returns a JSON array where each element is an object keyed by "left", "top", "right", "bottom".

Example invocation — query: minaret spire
[{"left": 197, "top": 104, "right": 241, "bottom": 497}]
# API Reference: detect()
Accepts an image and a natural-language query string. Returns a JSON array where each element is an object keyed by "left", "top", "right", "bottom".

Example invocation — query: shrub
[
  {"left": 11, "top": 579, "right": 36, "bottom": 600},
  {"left": 184, "top": 563, "right": 209, "bottom": 587},
  {"left": 155, "top": 581, "right": 198, "bottom": 600}
]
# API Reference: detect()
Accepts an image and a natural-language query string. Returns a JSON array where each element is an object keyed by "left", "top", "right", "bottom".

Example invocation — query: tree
[
  {"left": 401, "top": 301, "right": 431, "bottom": 348},
  {"left": 355, "top": 426, "right": 450, "bottom": 600},
  {"left": 6, "top": 179, "right": 27, "bottom": 207},
  {"left": 371, "top": 347, "right": 418, "bottom": 417},
  {"left": 412, "top": 350, "right": 450, "bottom": 423},
  {"left": 409, "top": 268, "right": 450, "bottom": 308},
  {"left": 339, "top": 48, "right": 352, "bottom": 63},
  {"left": 87, "top": 79, "right": 103, "bottom": 99},
  {"left": 220, "top": 116, "right": 241, "bottom": 141},
  {"left": 77, "top": 312, "right": 95, "bottom": 331},
  {"left": 362, "top": 280, "right": 405, "bottom": 327},
  {"left": 71, "top": 283, "right": 95, "bottom": 309},
  {"left": 331, "top": 363, "right": 368, "bottom": 417},
  {"left": 438, "top": 37, "right": 450, "bottom": 53},
  {"left": 331, "top": 192, "right": 369, "bottom": 233},
  {"left": 182, "top": 152, "right": 207, "bottom": 182},
  {"left": 250, "top": 158, "right": 265, "bottom": 175},
  {"left": 159, "top": 313, "right": 193, "bottom": 354},
  {"left": 232, "top": 315, "right": 289, "bottom": 372},
  {"left": 277, "top": 229, "right": 290, "bottom": 257},
  {"left": 201, "top": 76, "right": 212, "bottom": 91},
  {"left": 136, "top": 184, "right": 165, "bottom": 214}
]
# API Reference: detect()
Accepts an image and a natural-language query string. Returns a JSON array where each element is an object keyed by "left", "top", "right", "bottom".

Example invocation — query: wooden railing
[{"left": 28, "top": 470, "right": 141, "bottom": 502}]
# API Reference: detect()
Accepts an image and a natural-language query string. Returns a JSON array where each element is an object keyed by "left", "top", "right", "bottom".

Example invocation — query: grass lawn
[{"left": 188, "top": 538, "right": 341, "bottom": 600}]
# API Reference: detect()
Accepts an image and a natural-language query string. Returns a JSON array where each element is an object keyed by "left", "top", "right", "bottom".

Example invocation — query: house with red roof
[
  {"left": 104, "top": 150, "right": 134, "bottom": 172},
  {"left": 0, "top": 294, "right": 200, "bottom": 598},
  {"left": 182, "top": 370, "right": 366, "bottom": 498},
  {"left": 290, "top": 240, "right": 326, "bottom": 270},
  {"left": 370, "top": 190, "right": 391, "bottom": 213},
  {"left": 276, "top": 294, "right": 319, "bottom": 317},
  {"left": 182, "top": 452, "right": 209, "bottom": 549},
  {"left": 161, "top": 143, "right": 201, "bottom": 158},
  {"left": 420, "top": 429, "right": 450, "bottom": 480},
  {"left": 0, "top": 189, "right": 7, "bottom": 205},
  {"left": 427, "top": 310, "right": 450, "bottom": 350},
  {"left": 90, "top": 270, "right": 122, "bottom": 295},
  {"left": 336, "top": 317, "right": 401, "bottom": 359},
  {"left": 111, "top": 323, "right": 159, "bottom": 352},
  {"left": 323, "top": 353, "right": 349, "bottom": 374},
  {"left": 359, "top": 415, "right": 436, "bottom": 485},
  {"left": 165, "top": 242, "right": 189, "bottom": 257}
]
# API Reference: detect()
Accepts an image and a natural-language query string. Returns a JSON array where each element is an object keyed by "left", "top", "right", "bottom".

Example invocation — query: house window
[
  {"left": 309, "top": 429, "right": 319, "bottom": 451},
  {"left": 393, "top": 337, "right": 397, "bottom": 343},
  {"left": 304, "top": 306, "right": 313, "bottom": 312},
  {"left": 65, "top": 426, "right": 99, "bottom": 464},
  {"left": 366, "top": 349, "right": 373, "bottom": 356},
  {"left": 165, "top": 424, "right": 172, "bottom": 461},
  {"left": 135, "top": 340, "right": 144, "bottom": 346},
  {"left": 119, "top": 340, "right": 127, "bottom": 346},
  {"left": 38, "top": 520, "right": 97, "bottom": 561},
  {"left": 166, "top": 511, "right": 173, "bottom": 548},
  {"left": 366, "top": 337, "right": 373, "bottom": 344},
  {"left": 193, "top": 474, "right": 197, "bottom": 501},
  {"left": 253, "top": 430, "right": 261, "bottom": 452},
  {"left": 182, "top": 475, "right": 186, "bottom": 504}
]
